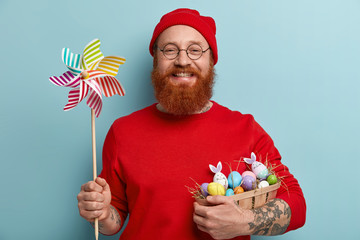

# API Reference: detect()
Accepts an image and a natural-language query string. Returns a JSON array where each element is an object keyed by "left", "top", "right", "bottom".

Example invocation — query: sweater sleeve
[
  {"left": 99, "top": 124, "right": 128, "bottom": 231},
  {"left": 251, "top": 118, "right": 306, "bottom": 233}
]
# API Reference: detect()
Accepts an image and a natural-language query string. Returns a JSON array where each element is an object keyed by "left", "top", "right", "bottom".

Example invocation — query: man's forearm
[
  {"left": 248, "top": 198, "right": 291, "bottom": 236},
  {"left": 90, "top": 205, "right": 122, "bottom": 235}
]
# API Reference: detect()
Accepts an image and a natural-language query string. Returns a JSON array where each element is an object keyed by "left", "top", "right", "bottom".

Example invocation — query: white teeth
[{"left": 175, "top": 72, "right": 192, "bottom": 77}]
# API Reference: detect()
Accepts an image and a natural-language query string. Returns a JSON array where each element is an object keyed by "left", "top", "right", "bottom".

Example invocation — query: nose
[{"left": 174, "top": 49, "right": 191, "bottom": 67}]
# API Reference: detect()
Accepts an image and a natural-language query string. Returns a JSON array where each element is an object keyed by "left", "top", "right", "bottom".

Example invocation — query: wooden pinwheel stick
[{"left": 91, "top": 109, "right": 99, "bottom": 240}]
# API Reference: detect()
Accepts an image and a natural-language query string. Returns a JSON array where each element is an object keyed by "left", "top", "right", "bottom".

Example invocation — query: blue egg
[
  {"left": 225, "top": 188, "right": 235, "bottom": 196},
  {"left": 227, "top": 171, "right": 242, "bottom": 188}
]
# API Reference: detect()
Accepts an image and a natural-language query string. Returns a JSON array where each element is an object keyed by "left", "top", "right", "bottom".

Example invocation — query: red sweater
[{"left": 99, "top": 102, "right": 306, "bottom": 239}]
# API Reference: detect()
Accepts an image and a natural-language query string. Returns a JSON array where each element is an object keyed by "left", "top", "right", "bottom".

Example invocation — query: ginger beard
[{"left": 151, "top": 60, "right": 215, "bottom": 115}]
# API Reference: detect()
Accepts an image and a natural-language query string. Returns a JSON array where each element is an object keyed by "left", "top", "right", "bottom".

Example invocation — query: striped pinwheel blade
[
  {"left": 96, "top": 76, "right": 125, "bottom": 97},
  {"left": 85, "top": 79, "right": 103, "bottom": 117},
  {"left": 49, "top": 71, "right": 80, "bottom": 88},
  {"left": 81, "top": 39, "right": 104, "bottom": 70},
  {"left": 87, "top": 60, "right": 101, "bottom": 71},
  {"left": 62, "top": 48, "right": 83, "bottom": 75},
  {"left": 87, "top": 70, "right": 109, "bottom": 80},
  {"left": 96, "top": 56, "right": 126, "bottom": 76},
  {"left": 64, "top": 81, "right": 89, "bottom": 112},
  {"left": 85, "top": 78, "right": 102, "bottom": 100},
  {"left": 87, "top": 89, "right": 103, "bottom": 118}
]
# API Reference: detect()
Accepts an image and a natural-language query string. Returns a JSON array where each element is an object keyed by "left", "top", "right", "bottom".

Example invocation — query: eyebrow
[{"left": 159, "top": 40, "right": 207, "bottom": 48}]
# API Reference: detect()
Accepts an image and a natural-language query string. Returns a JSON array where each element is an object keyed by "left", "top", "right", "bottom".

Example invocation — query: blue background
[{"left": 1, "top": 0, "right": 359, "bottom": 239}]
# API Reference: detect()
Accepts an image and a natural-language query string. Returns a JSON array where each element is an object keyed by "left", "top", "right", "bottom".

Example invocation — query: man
[{"left": 77, "top": 8, "right": 306, "bottom": 239}]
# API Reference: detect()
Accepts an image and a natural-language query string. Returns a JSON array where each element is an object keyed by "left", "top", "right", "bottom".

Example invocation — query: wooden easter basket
[
  {"left": 231, "top": 182, "right": 281, "bottom": 209},
  {"left": 195, "top": 182, "right": 280, "bottom": 209}
]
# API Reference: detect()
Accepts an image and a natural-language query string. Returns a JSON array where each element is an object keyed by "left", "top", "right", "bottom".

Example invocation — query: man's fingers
[
  {"left": 193, "top": 213, "right": 213, "bottom": 234},
  {"left": 79, "top": 209, "right": 102, "bottom": 221},
  {"left": 78, "top": 191, "right": 105, "bottom": 202},
  {"left": 84, "top": 192, "right": 105, "bottom": 202},
  {"left": 197, "top": 224, "right": 209, "bottom": 234},
  {"left": 82, "top": 181, "right": 103, "bottom": 192},
  {"left": 193, "top": 212, "right": 206, "bottom": 226},
  {"left": 78, "top": 179, "right": 112, "bottom": 224},
  {"left": 81, "top": 201, "right": 105, "bottom": 211},
  {"left": 193, "top": 202, "right": 209, "bottom": 218}
]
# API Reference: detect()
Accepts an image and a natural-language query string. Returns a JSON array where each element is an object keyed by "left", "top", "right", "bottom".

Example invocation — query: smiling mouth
[
  {"left": 172, "top": 72, "right": 194, "bottom": 77},
  {"left": 169, "top": 72, "right": 196, "bottom": 86}
]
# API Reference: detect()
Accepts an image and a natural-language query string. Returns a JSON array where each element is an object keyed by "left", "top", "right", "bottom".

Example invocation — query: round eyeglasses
[{"left": 158, "top": 43, "right": 210, "bottom": 60}]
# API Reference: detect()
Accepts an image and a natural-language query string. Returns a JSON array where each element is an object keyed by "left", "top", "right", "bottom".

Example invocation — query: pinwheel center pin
[{"left": 81, "top": 70, "right": 89, "bottom": 79}]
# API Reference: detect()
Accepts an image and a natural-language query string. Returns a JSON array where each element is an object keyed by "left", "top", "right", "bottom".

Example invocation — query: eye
[
  {"left": 188, "top": 45, "right": 202, "bottom": 55},
  {"left": 163, "top": 44, "right": 178, "bottom": 55},
  {"left": 164, "top": 48, "right": 176, "bottom": 54}
]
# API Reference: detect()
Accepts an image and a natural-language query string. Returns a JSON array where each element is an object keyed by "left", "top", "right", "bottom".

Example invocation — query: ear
[
  {"left": 217, "top": 162, "right": 222, "bottom": 172},
  {"left": 209, "top": 164, "right": 217, "bottom": 173}
]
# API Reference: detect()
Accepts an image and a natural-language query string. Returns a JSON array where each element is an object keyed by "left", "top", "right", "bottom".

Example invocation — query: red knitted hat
[{"left": 149, "top": 8, "right": 218, "bottom": 65}]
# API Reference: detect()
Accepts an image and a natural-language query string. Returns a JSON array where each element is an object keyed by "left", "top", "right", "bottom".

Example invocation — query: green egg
[{"left": 267, "top": 175, "right": 277, "bottom": 185}]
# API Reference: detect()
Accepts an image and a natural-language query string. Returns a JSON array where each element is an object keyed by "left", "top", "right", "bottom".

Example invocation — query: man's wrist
[
  {"left": 238, "top": 208, "right": 255, "bottom": 236},
  {"left": 90, "top": 205, "right": 121, "bottom": 235}
]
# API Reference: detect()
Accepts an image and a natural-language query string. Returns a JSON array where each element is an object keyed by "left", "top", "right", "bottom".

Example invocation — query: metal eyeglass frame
[{"left": 158, "top": 43, "right": 210, "bottom": 60}]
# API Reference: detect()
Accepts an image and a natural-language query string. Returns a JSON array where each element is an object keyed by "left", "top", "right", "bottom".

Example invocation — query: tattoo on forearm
[
  {"left": 89, "top": 206, "right": 121, "bottom": 235},
  {"left": 90, "top": 221, "right": 105, "bottom": 231},
  {"left": 110, "top": 205, "right": 121, "bottom": 226},
  {"left": 249, "top": 198, "right": 291, "bottom": 236}
]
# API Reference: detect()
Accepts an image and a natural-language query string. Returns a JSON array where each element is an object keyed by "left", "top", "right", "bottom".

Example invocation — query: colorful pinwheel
[
  {"left": 49, "top": 39, "right": 126, "bottom": 240},
  {"left": 49, "top": 39, "right": 126, "bottom": 117}
]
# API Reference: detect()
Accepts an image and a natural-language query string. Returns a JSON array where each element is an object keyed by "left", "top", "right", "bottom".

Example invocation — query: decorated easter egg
[
  {"left": 242, "top": 171, "right": 256, "bottom": 180},
  {"left": 200, "top": 183, "right": 209, "bottom": 197},
  {"left": 258, "top": 180, "right": 270, "bottom": 189},
  {"left": 267, "top": 175, "right": 278, "bottom": 185},
  {"left": 214, "top": 174, "right": 228, "bottom": 190},
  {"left": 252, "top": 162, "right": 269, "bottom": 179},
  {"left": 241, "top": 175, "right": 256, "bottom": 191},
  {"left": 234, "top": 186, "right": 244, "bottom": 194},
  {"left": 243, "top": 152, "right": 269, "bottom": 179},
  {"left": 207, "top": 182, "right": 226, "bottom": 196},
  {"left": 210, "top": 162, "right": 228, "bottom": 189},
  {"left": 225, "top": 188, "right": 235, "bottom": 196},
  {"left": 227, "top": 171, "right": 242, "bottom": 188}
]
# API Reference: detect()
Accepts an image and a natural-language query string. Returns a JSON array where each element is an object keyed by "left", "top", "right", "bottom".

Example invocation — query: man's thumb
[{"left": 96, "top": 177, "right": 110, "bottom": 191}]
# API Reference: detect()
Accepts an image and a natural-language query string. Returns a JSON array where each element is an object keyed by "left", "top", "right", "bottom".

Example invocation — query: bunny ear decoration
[
  {"left": 209, "top": 164, "right": 218, "bottom": 173},
  {"left": 209, "top": 161, "right": 222, "bottom": 173},
  {"left": 217, "top": 161, "right": 222, "bottom": 171},
  {"left": 244, "top": 152, "right": 257, "bottom": 164}
]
